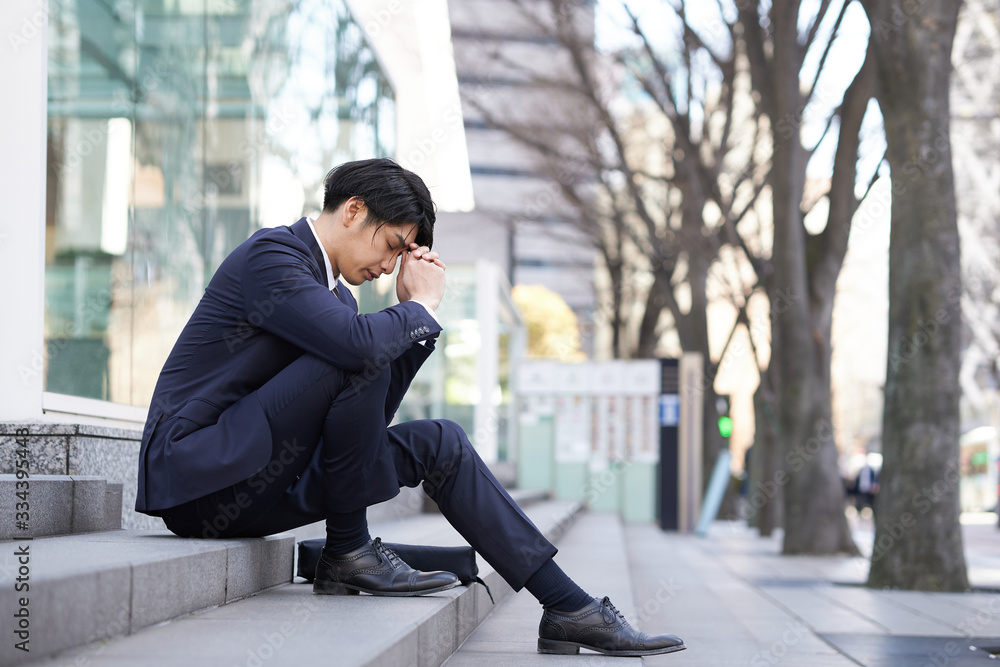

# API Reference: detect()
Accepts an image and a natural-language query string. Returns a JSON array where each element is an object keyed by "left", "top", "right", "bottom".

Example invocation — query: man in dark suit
[{"left": 135, "top": 158, "right": 684, "bottom": 657}]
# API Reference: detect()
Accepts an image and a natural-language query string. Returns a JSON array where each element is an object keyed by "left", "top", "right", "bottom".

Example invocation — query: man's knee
[
  {"left": 421, "top": 419, "right": 471, "bottom": 493},
  {"left": 434, "top": 419, "right": 470, "bottom": 456}
]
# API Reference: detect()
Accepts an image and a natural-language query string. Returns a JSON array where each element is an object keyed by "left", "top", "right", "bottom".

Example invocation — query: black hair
[{"left": 322, "top": 158, "right": 435, "bottom": 249}]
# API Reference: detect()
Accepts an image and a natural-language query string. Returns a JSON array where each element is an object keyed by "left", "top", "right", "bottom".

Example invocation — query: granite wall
[{"left": 0, "top": 423, "right": 158, "bottom": 530}]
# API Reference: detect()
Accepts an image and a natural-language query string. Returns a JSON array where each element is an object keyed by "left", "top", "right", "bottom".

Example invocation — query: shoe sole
[
  {"left": 537, "top": 638, "right": 687, "bottom": 656},
  {"left": 313, "top": 579, "right": 461, "bottom": 597}
]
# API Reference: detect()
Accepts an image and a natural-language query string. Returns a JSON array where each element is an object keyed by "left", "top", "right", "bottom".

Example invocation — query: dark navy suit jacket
[{"left": 135, "top": 217, "right": 441, "bottom": 513}]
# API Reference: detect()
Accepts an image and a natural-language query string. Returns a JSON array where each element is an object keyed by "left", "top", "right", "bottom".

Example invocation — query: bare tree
[
  {"left": 862, "top": 0, "right": 969, "bottom": 591},
  {"left": 471, "top": 0, "right": 768, "bottom": 490},
  {"left": 477, "top": 0, "right": 881, "bottom": 554},
  {"left": 735, "top": 0, "right": 877, "bottom": 554}
]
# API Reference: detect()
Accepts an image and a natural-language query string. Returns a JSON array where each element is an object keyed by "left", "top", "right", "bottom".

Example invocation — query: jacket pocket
[{"left": 173, "top": 398, "right": 224, "bottom": 428}]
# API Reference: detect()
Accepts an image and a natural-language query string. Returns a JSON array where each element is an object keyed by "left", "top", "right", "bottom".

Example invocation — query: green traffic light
[{"left": 718, "top": 416, "right": 733, "bottom": 438}]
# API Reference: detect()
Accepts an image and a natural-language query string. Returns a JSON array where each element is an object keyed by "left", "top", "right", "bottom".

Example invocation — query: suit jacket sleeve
[
  {"left": 241, "top": 232, "right": 441, "bottom": 372},
  {"left": 384, "top": 335, "right": 438, "bottom": 424}
]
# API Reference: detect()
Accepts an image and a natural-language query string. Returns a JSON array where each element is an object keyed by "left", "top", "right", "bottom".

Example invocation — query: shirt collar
[{"left": 306, "top": 217, "right": 338, "bottom": 290}]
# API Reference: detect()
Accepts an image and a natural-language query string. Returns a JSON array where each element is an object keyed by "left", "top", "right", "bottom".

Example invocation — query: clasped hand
[{"left": 396, "top": 243, "right": 446, "bottom": 310}]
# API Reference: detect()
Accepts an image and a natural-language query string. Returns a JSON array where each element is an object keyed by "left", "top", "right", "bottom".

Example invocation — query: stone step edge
[
  {"left": 0, "top": 475, "right": 123, "bottom": 539},
  {"left": 3, "top": 500, "right": 581, "bottom": 667},
  {"left": 362, "top": 500, "right": 584, "bottom": 667},
  {"left": 0, "top": 531, "right": 295, "bottom": 666}
]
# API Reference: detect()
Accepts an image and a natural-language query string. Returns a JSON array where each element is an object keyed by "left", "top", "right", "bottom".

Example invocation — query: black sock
[
  {"left": 324, "top": 508, "right": 371, "bottom": 554},
  {"left": 524, "top": 557, "right": 594, "bottom": 612}
]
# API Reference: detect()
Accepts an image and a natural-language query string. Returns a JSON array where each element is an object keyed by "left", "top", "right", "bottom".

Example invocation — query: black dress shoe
[
  {"left": 313, "top": 537, "right": 460, "bottom": 597},
  {"left": 538, "top": 596, "right": 686, "bottom": 656}
]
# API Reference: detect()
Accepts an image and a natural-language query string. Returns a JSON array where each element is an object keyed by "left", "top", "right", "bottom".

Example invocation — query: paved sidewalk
[
  {"left": 444, "top": 512, "right": 643, "bottom": 665},
  {"left": 446, "top": 513, "right": 1000, "bottom": 666},
  {"left": 632, "top": 515, "right": 1000, "bottom": 666}
]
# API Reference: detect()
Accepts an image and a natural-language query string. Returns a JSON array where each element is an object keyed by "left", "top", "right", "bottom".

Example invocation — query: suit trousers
[{"left": 159, "top": 353, "right": 558, "bottom": 590}]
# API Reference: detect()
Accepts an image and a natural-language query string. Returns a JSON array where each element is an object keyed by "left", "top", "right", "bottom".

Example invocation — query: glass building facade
[
  {"left": 44, "top": 0, "right": 394, "bottom": 406},
  {"left": 22, "top": 0, "right": 520, "bottom": 464}
]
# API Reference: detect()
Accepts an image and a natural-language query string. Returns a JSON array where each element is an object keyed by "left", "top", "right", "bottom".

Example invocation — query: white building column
[{"left": 0, "top": 1, "right": 48, "bottom": 421}]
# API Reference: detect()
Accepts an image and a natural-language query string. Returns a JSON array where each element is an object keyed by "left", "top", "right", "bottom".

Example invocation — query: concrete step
[
  {"left": 0, "top": 529, "right": 293, "bottom": 665},
  {"left": 443, "top": 511, "right": 645, "bottom": 665},
  {"left": 0, "top": 475, "right": 122, "bottom": 539},
  {"left": 22, "top": 499, "right": 583, "bottom": 667},
  {"left": 507, "top": 488, "right": 550, "bottom": 508},
  {"left": 419, "top": 485, "right": 550, "bottom": 515}
]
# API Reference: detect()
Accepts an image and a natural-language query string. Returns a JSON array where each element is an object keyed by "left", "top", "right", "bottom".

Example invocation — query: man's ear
[{"left": 343, "top": 197, "right": 366, "bottom": 228}]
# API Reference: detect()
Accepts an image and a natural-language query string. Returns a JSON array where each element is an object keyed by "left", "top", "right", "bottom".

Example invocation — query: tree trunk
[
  {"left": 864, "top": 0, "right": 968, "bottom": 591},
  {"left": 749, "top": 382, "right": 783, "bottom": 535},
  {"left": 636, "top": 269, "right": 669, "bottom": 358},
  {"left": 607, "top": 258, "right": 625, "bottom": 359},
  {"left": 765, "top": 0, "right": 859, "bottom": 555},
  {"left": 688, "top": 252, "right": 722, "bottom": 491}
]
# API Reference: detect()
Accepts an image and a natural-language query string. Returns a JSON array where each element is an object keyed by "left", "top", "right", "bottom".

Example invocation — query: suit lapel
[
  {"left": 289, "top": 217, "right": 329, "bottom": 289},
  {"left": 290, "top": 217, "right": 358, "bottom": 313}
]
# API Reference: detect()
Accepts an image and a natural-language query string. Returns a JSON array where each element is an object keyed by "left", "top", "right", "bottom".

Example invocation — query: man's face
[{"left": 338, "top": 216, "right": 418, "bottom": 286}]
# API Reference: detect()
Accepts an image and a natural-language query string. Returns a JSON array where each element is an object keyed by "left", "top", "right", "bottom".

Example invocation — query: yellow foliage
[{"left": 512, "top": 284, "right": 586, "bottom": 361}]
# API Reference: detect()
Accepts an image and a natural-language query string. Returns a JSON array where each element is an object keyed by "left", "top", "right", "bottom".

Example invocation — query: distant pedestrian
[{"left": 855, "top": 462, "right": 879, "bottom": 516}]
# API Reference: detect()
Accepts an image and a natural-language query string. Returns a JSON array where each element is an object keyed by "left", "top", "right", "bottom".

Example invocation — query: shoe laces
[
  {"left": 600, "top": 596, "right": 628, "bottom": 627},
  {"left": 372, "top": 537, "right": 404, "bottom": 569}
]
